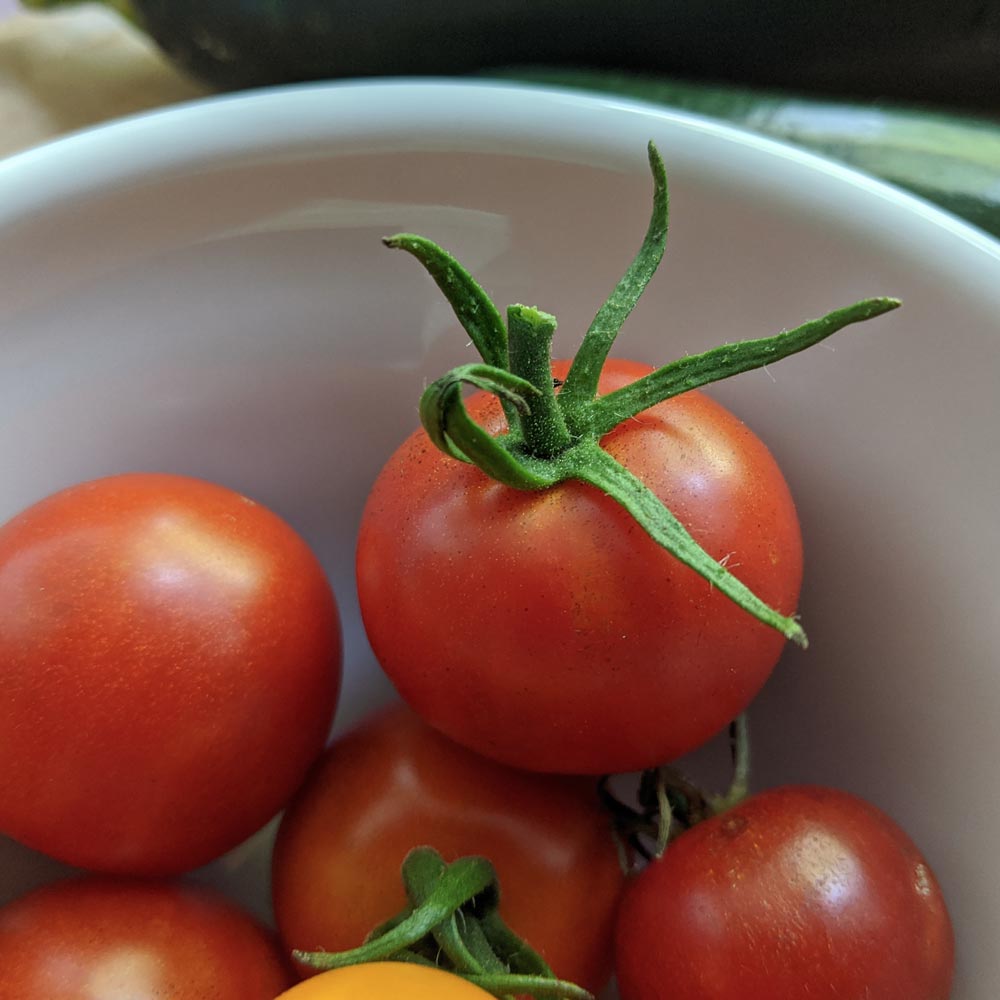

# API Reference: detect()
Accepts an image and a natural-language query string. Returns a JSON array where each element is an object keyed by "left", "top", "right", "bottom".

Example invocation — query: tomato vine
[{"left": 386, "top": 142, "right": 899, "bottom": 646}]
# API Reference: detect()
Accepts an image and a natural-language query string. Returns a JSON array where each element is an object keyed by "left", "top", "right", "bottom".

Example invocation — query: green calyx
[
  {"left": 602, "top": 714, "right": 754, "bottom": 868},
  {"left": 386, "top": 142, "right": 901, "bottom": 647},
  {"left": 295, "top": 846, "right": 593, "bottom": 1000}
]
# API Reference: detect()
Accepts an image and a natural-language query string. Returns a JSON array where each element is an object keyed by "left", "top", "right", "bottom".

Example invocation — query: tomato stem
[
  {"left": 295, "top": 850, "right": 496, "bottom": 971},
  {"left": 391, "top": 140, "right": 899, "bottom": 643},
  {"left": 507, "top": 305, "right": 572, "bottom": 456},
  {"left": 605, "top": 714, "right": 756, "bottom": 862},
  {"left": 296, "top": 847, "right": 595, "bottom": 1000},
  {"left": 653, "top": 769, "right": 673, "bottom": 859},
  {"left": 710, "top": 713, "right": 753, "bottom": 813}
]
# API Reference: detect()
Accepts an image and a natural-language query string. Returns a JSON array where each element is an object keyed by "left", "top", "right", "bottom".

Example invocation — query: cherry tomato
[
  {"left": 356, "top": 359, "right": 802, "bottom": 775},
  {"left": 614, "top": 785, "right": 954, "bottom": 1000},
  {"left": 276, "top": 963, "right": 493, "bottom": 999},
  {"left": 0, "top": 876, "right": 293, "bottom": 999},
  {"left": 0, "top": 473, "right": 341, "bottom": 875},
  {"left": 271, "top": 704, "right": 623, "bottom": 993}
]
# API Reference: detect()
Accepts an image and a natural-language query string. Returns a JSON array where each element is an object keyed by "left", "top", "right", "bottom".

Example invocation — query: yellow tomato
[{"left": 276, "top": 962, "right": 495, "bottom": 998}]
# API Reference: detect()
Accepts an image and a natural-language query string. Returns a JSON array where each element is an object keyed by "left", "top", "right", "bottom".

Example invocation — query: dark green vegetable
[
  {"left": 24, "top": 0, "right": 1000, "bottom": 239},
  {"left": 24, "top": 0, "right": 1000, "bottom": 110},
  {"left": 507, "top": 71, "right": 1000, "bottom": 241}
]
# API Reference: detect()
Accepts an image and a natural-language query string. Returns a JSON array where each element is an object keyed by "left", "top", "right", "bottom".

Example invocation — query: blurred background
[{"left": 0, "top": 1, "right": 998, "bottom": 235}]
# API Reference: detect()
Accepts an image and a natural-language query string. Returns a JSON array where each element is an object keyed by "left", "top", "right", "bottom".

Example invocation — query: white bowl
[{"left": 0, "top": 81, "right": 997, "bottom": 997}]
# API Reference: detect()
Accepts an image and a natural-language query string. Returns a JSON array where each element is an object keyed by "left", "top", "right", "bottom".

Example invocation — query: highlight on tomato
[
  {"left": 0, "top": 876, "right": 294, "bottom": 999},
  {"left": 0, "top": 472, "right": 342, "bottom": 875},
  {"left": 613, "top": 783, "right": 955, "bottom": 1000},
  {"left": 275, "top": 963, "right": 495, "bottom": 999},
  {"left": 356, "top": 141, "right": 900, "bottom": 775},
  {"left": 271, "top": 703, "right": 624, "bottom": 994}
]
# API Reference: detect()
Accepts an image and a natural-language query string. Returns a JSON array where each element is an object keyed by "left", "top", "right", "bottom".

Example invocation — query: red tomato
[
  {"left": 356, "top": 359, "right": 802, "bottom": 774},
  {"left": 271, "top": 704, "right": 624, "bottom": 993},
  {"left": 0, "top": 876, "right": 293, "bottom": 1000},
  {"left": 614, "top": 785, "right": 954, "bottom": 1000},
  {"left": 0, "top": 473, "right": 341, "bottom": 875}
]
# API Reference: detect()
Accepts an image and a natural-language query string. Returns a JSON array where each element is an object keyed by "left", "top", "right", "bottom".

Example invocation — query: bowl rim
[{"left": 0, "top": 77, "right": 997, "bottom": 267}]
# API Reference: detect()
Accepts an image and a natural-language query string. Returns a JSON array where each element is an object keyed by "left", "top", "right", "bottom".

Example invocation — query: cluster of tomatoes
[
  {"left": 0, "top": 430, "right": 956, "bottom": 1000},
  {"left": 0, "top": 471, "right": 617, "bottom": 999},
  {"left": 0, "top": 145, "right": 955, "bottom": 999}
]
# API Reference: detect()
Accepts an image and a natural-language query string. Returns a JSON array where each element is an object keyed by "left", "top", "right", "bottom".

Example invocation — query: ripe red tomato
[
  {"left": 270, "top": 704, "right": 624, "bottom": 993},
  {"left": 0, "top": 473, "right": 341, "bottom": 875},
  {"left": 614, "top": 785, "right": 955, "bottom": 1000},
  {"left": 356, "top": 359, "right": 802, "bottom": 775},
  {"left": 0, "top": 876, "right": 293, "bottom": 1000}
]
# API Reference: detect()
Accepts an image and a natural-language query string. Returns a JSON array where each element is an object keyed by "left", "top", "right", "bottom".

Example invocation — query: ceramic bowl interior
[{"left": 0, "top": 81, "right": 997, "bottom": 998}]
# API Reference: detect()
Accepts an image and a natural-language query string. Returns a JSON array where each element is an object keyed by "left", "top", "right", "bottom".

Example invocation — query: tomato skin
[
  {"left": 277, "top": 963, "right": 494, "bottom": 998},
  {"left": 271, "top": 704, "right": 624, "bottom": 993},
  {"left": 0, "top": 473, "right": 341, "bottom": 875},
  {"left": 356, "top": 359, "right": 802, "bottom": 774},
  {"left": 0, "top": 877, "right": 293, "bottom": 1000},
  {"left": 614, "top": 786, "right": 955, "bottom": 1000}
]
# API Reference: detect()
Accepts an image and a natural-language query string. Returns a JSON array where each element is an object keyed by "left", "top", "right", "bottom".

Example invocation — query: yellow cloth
[{"left": 0, "top": 4, "right": 208, "bottom": 159}]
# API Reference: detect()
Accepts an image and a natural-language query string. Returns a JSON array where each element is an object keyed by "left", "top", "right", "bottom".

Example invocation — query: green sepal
[
  {"left": 558, "top": 140, "right": 668, "bottom": 430},
  {"left": 468, "top": 972, "right": 595, "bottom": 999},
  {"left": 419, "top": 364, "right": 555, "bottom": 489},
  {"left": 294, "top": 850, "right": 496, "bottom": 971},
  {"left": 401, "top": 848, "right": 497, "bottom": 977},
  {"left": 383, "top": 234, "right": 509, "bottom": 370},
  {"left": 384, "top": 231, "right": 520, "bottom": 430},
  {"left": 591, "top": 296, "right": 901, "bottom": 434},
  {"left": 565, "top": 441, "right": 807, "bottom": 647},
  {"left": 294, "top": 847, "right": 595, "bottom": 1000}
]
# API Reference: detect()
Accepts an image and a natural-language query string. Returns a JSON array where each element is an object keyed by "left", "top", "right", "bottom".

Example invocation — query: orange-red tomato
[
  {"left": 0, "top": 473, "right": 341, "bottom": 875},
  {"left": 357, "top": 359, "right": 802, "bottom": 775},
  {"left": 0, "top": 877, "right": 293, "bottom": 1000},
  {"left": 271, "top": 704, "right": 624, "bottom": 993},
  {"left": 276, "top": 963, "right": 494, "bottom": 999}
]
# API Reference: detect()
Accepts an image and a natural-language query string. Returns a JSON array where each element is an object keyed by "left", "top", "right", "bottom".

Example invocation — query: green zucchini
[
  {"left": 504, "top": 71, "right": 1000, "bottom": 241},
  {"left": 23, "top": 1, "right": 1000, "bottom": 240},
  {"left": 23, "top": 0, "right": 1000, "bottom": 111}
]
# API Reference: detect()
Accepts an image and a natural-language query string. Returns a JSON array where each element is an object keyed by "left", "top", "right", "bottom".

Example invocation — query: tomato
[
  {"left": 0, "top": 876, "right": 293, "bottom": 999},
  {"left": 356, "top": 359, "right": 802, "bottom": 775},
  {"left": 276, "top": 963, "right": 493, "bottom": 999},
  {"left": 613, "top": 785, "right": 955, "bottom": 1000},
  {"left": 271, "top": 703, "right": 623, "bottom": 993},
  {"left": 0, "top": 472, "right": 341, "bottom": 875}
]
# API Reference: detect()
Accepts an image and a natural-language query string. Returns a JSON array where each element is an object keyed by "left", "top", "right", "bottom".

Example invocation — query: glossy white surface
[{"left": 0, "top": 81, "right": 997, "bottom": 997}]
